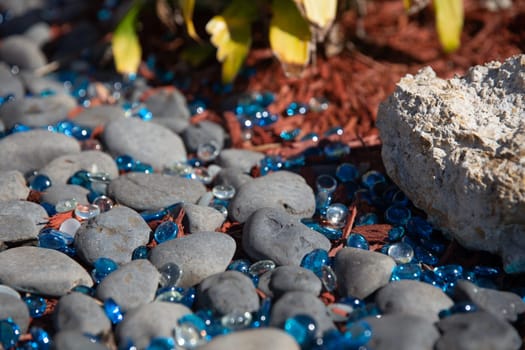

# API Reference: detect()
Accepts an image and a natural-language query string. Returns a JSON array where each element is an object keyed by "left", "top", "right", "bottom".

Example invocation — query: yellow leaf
[
  {"left": 205, "top": 0, "right": 257, "bottom": 83},
  {"left": 270, "top": 0, "right": 311, "bottom": 75},
  {"left": 434, "top": 0, "right": 464, "bottom": 53},
  {"left": 403, "top": 0, "right": 412, "bottom": 11},
  {"left": 298, "top": 0, "right": 337, "bottom": 29},
  {"left": 112, "top": 1, "right": 142, "bottom": 75},
  {"left": 179, "top": 0, "right": 200, "bottom": 41}
]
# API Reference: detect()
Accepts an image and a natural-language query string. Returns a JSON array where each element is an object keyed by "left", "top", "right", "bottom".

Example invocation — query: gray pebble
[
  {"left": 0, "top": 170, "right": 29, "bottom": 201},
  {"left": 116, "top": 302, "right": 192, "bottom": 349},
  {"left": 74, "top": 206, "right": 151, "bottom": 265},
  {"left": 229, "top": 171, "right": 316, "bottom": 223},
  {"left": 0, "top": 293, "right": 30, "bottom": 332},
  {"left": 0, "top": 129, "right": 81, "bottom": 174},
  {"left": 214, "top": 167, "right": 253, "bottom": 189},
  {"left": 96, "top": 259, "right": 160, "bottom": 312},
  {"left": 334, "top": 247, "right": 396, "bottom": 299},
  {"left": 54, "top": 292, "right": 111, "bottom": 335},
  {"left": 23, "top": 22, "right": 51, "bottom": 47},
  {"left": 0, "top": 246, "right": 93, "bottom": 296},
  {"left": 39, "top": 150, "right": 119, "bottom": 184},
  {"left": 242, "top": 207, "right": 331, "bottom": 266},
  {"left": 0, "top": 0, "right": 45, "bottom": 17},
  {"left": 182, "top": 203, "right": 225, "bottom": 233},
  {"left": 375, "top": 280, "right": 454, "bottom": 322},
  {"left": 0, "top": 62, "right": 24, "bottom": 99},
  {"left": 108, "top": 172, "right": 206, "bottom": 211},
  {"left": 52, "top": 330, "right": 109, "bottom": 350},
  {"left": 19, "top": 71, "right": 69, "bottom": 96},
  {"left": 0, "top": 199, "right": 48, "bottom": 226},
  {"left": 41, "top": 184, "right": 89, "bottom": 206},
  {"left": 217, "top": 149, "right": 265, "bottom": 173},
  {"left": 365, "top": 314, "right": 440, "bottom": 350},
  {"left": 256, "top": 270, "right": 274, "bottom": 298},
  {"left": 270, "top": 291, "right": 335, "bottom": 337},
  {"left": 103, "top": 118, "right": 186, "bottom": 170},
  {"left": 454, "top": 279, "right": 525, "bottom": 322},
  {"left": 0, "top": 35, "right": 47, "bottom": 69},
  {"left": 181, "top": 120, "right": 225, "bottom": 153},
  {"left": 72, "top": 105, "right": 126, "bottom": 129},
  {"left": 197, "top": 271, "right": 259, "bottom": 315},
  {"left": 435, "top": 311, "right": 522, "bottom": 350},
  {"left": 197, "top": 328, "right": 300, "bottom": 350},
  {"left": 145, "top": 88, "right": 190, "bottom": 133},
  {"left": 270, "top": 265, "right": 322, "bottom": 297},
  {"left": 149, "top": 231, "right": 236, "bottom": 288},
  {"left": 0, "top": 214, "right": 38, "bottom": 243}
]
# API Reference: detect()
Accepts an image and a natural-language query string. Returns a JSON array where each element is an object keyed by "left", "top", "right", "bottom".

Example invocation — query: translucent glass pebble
[
  {"left": 132, "top": 245, "right": 149, "bottom": 260},
  {"left": 361, "top": 170, "right": 386, "bottom": 189},
  {"left": 71, "top": 285, "right": 96, "bottom": 296},
  {"left": 384, "top": 205, "right": 412, "bottom": 226},
  {"left": 197, "top": 142, "right": 220, "bottom": 162},
  {"left": 227, "top": 259, "right": 250, "bottom": 274},
  {"left": 335, "top": 163, "right": 359, "bottom": 183},
  {"left": 54, "top": 198, "right": 78, "bottom": 213},
  {"left": 211, "top": 184, "right": 236, "bottom": 200},
  {"left": 174, "top": 314, "right": 208, "bottom": 348},
  {"left": 159, "top": 262, "right": 183, "bottom": 288},
  {"left": 193, "top": 167, "right": 213, "bottom": 184},
  {"left": 59, "top": 218, "right": 81, "bottom": 236},
  {"left": 23, "top": 294, "right": 47, "bottom": 318},
  {"left": 387, "top": 226, "right": 405, "bottom": 242},
  {"left": 89, "top": 172, "right": 111, "bottom": 194},
  {"left": 146, "top": 337, "right": 175, "bottom": 350},
  {"left": 248, "top": 260, "right": 276, "bottom": 277},
  {"left": 92, "top": 195, "right": 114, "bottom": 212},
  {"left": 284, "top": 314, "right": 317, "bottom": 347},
  {"left": 323, "top": 203, "right": 349, "bottom": 228},
  {"left": 154, "top": 221, "right": 179, "bottom": 244},
  {"left": 74, "top": 203, "right": 101, "bottom": 220},
  {"left": 315, "top": 174, "right": 337, "bottom": 212},
  {"left": 346, "top": 233, "right": 369, "bottom": 250},
  {"left": 68, "top": 170, "right": 91, "bottom": 188},
  {"left": 301, "top": 249, "right": 329, "bottom": 274},
  {"left": 328, "top": 303, "right": 355, "bottom": 322},
  {"left": 387, "top": 242, "right": 414, "bottom": 264},
  {"left": 29, "top": 174, "right": 52, "bottom": 191},
  {"left": 103, "top": 298, "right": 124, "bottom": 324},
  {"left": 390, "top": 263, "right": 422, "bottom": 281},
  {"left": 220, "top": 311, "right": 252, "bottom": 330},
  {"left": 91, "top": 257, "right": 119, "bottom": 284},
  {"left": 0, "top": 318, "right": 21, "bottom": 349},
  {"left": 355, "top": 212, "right": 379, "bottom": 226},
  {"left": 321, "top": 265, "right": 337, "bottom": 292}
]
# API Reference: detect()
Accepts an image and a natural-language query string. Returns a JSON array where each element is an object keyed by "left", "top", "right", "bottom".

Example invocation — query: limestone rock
[{"left": 377, "top": 55, "right": 525, "bottom": 273}]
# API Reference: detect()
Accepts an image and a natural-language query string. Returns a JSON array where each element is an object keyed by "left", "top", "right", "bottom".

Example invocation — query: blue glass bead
[
  {"left": 103, "top": 298, "right": 124, "bottom": 324},
  {"left": 71, "top": 125, "right": 92, "bottom": 140},
  {"left": 38, "top": 228, "right": 74, "bottom": 250},
  {"left": 175, "top": 314, "right": 208, "bottom": 347},
  {"left": 323, "top": 142, "right": 350, "bottom": 159},
  {"left": 189, "top": 99, "right": 207, "bottom": 115},
  {"left": 347, "top": 303, "right": 381, "bottom": 323},
  {"left": 29, "top": 327, "right": 51, "bottom": 350},
  {"left": 0, "top": 318, "right": 21, "bottom": 349},
  {"left": 23, "top": 294, "right": 47, "bottom": 318},
  {"left": 324, "top": 126, "right": 344, "bottom": 137},
  {"left": 10, "top": 123, "right": 31, "bottom": 133},
  {"left": 285, "top": 102, "right": 308, "bottom": 116},
  {"left": 68, "top": 170, "right": 91, "bottom": 188},
  {"left": 361, "top": 170, "right": 386, "bottom": 189},
  {"left": 301, "top": 218, "right": 342, "bottom": 240},
  {"left": 71, "top": 285, "right": 96, "bottom": 296},
  {"left": 418, "top": 236, "right": 447, "bottom": 254},
  {"left": 29, "top": 174, "right": 52, "bottom": 192},
  {"left": 252, "top": 298, "right": 271, "bottom": 328},
  {"left": 388, "top": 226, "right": 405, "bottom": 241},
  {"left": 255, "top": 91, "right": 275, "bottom": 107},
  {"left": 154, "top": 221, "right": 179, "bottom": 244},
  {"left": 335, "top": 163, "right": 359, "bottom": 183},
  {"left": 391, "top": 190, "right": 409, "bottom": 206},
  {"left": 301, "top": 249, "right": 329, "bottom": 274},
  {"left": 439, "top": 301, "right": 478, "bottom": 319},
  {"left": 413, "top": 245, "right": 439, "bottom": 265},
  {"left": 390, "top": 263, "right": 422, "bottom": 281},
  {"left": 284, "top": 155, "right": 306, "bottom": 169},
  {"left": 140, "top": 208, "right": 168, "bottom": 222},
  {"left": 300, "top": 132, "right": 319, "bottom": 142},
  {"left": 0, "top": 93, "right": 15, "bottom": 106},
  {"left": 136, "top": 107, "right": 153, "bottom": 121},
  {"left": 55, "top": 120, "right": 76, "bottom": 136},
  {"left": 473, "top": 265, "right": 501, "bottom": 277},
  {"left": 339, "top": 296, "right": 364, "bottom": 309},
  {"left": 91, "top": 257, "right": 119, "bottom": 284},
  {"left": 116, "top": 155, "right": 135, "bottom": 172},
  {"left": 133, "top": 161, "right": 154, "bottom": 174},
  {"left": 406, "top": 216, "right": 433, "bottom": 239},
  {"left": 421, "top": 270, "right": 447, "bottom": 289},
  {"left": 132, "top": 245, "right": 149, "bottom": 260},
  {"left": 355, "top": 213, "right": 379, "bottom": 226},
  {"left": 347, "top": 233, "right": 369, "bottom": 250},
  {"left": 259, "top": 156, "right": 283, "bottom": 175},
  {"left": 146, "top": 337, "right": 175, "bottom": 350},
  {"left": 284, "top": 314, "right": 317, "bottom": 347},
  {"left": 434, "top": 265, "right": 463, "bottom": 282},
  {"left": 155, "top": 286, "right": 185, "bottom": 303},
  {"left": 384, "top": 205, "right": 412, "bottom": 226},
  {"left": 344, "top": 320, "right": 373, "bottom": 347},
  {"left": 227, "top": 259, "right": 251, "bottom": 274}
]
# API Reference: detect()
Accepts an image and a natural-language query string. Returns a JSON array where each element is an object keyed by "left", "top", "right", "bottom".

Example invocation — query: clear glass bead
[
  {"left": 211, "top": 184, "right": 236, "bottom": 200},
  {"left": 321, "top": 265, "right": 337, "bottom": 292},
  {"left": 163, "top": 161, "right": 194, "bottom": 178},
  {"left": 54, "top": 198, "right": 78, "bottom": 213},
  {"left": 92, "top": 195, "right": 114, "bottom": 212},
  {"left": 248, "top": 260, "right": 276, "bottom": 276},
  {"left": 197, "top": 142, "right": 220, "bottom": 162},
  {"left": 74, "top": 203, "right": 101, "bottom": 220},
  {"left": 174, "top": 314, "right": 208, "bottom": 349},
  {"left": 155, "top": 286, "right": 185, "bottom": 303},
  {"left": 323, "top": 203, "right": 349, "bottom": 228},
  {"left": 158, "top": 262, "right": 183, "bottom": 288},
  {"left": 387, "top": 242, "right": 414, "bottom": 264},
  {"left": 220, "top": 311, "right": 252, "bottom": 330}
]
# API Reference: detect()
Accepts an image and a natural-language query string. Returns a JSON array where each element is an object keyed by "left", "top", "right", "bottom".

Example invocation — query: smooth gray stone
[
  {"left": 96, "top": 259, "right": 160, "bottom": 312},
  {"left": 0, "top": 62, "right": 24, "bottom": 99},
  {"left": 103, "top": 117, "right": 187, "bottom": 170},
  {"left": 0, "top": 199, "right": 48, "bottom": 226},
  {"left": 270, "top": 291, "right": 335, "bottom": 337},
  {"left": 145, "top": 88, "right": 190, "bottom": 133},
  {"left": 270, "top": 265, "right": 322, "bottom": 297},
  {"left": 197, "top": 271, "right": 259, "bottom": 315},
  {"left": 214, "top": 167, "right": 253, "bottom": 189},
  {"left": 454, "top": 279, "right": 525, "bottom": 322},
  {"left": 181, "top": 120, "right": 225, "bottom": 153},
  {"left": 39, "top": 150, "right": 119, "bottom": 184},
  {"left": 20, "top": 71, "right": 69, "bottom": 96},
  {"left": 375, "top": 280, "right": 454, "bottom": 322},
  {"left": 54, "top": 292, "right": 111, "bottom": 335},
  {"left": 0, "top": 170, "right": 29, "bottom": 201},
  {"left": 149, "top": 231, "right": 236, "bottom": 288},
  {"left": 0, "top": 0, "right": 45, "bottom": 17},
  {"left": 0, "top": 246, "right": 93, "bottom": 296},
  {"left": 0, "top": 129, "right": 81, "bottom": 174},
  {"left": 108, "top": 172, "right": 206, "bottom": 211},
  {"left": 435, "top": 311, "right": 522, "bottom": 350},
  {"left": 0, "top": 35, "right": 47, "bottom": 69},
  {"left": 334, "top": 247, "right": 396, "bottom": 299},
  {"left": 75, "top": 206, "right": 150, "bottom": 265},
  {"left": 217, "top": 149, "right": 265, "bottom": 173},
  {"left": 0, "top": 293, "right": 30, "bottom": 332},
  {"left": 41, "top": 184, "right": 89, "bottom": 205},
  {"left": 52, "top": 330, "right": 109, "bottom": 350},
  {"left": 229, "top": 171, "right": 316, "bottom": 223},
  {"left": 0, "top": 214, "right": 38, "bottom": 243},
  {"left": 72, "top": 105, "right": 126, "bottom": 129},
  {"left": 182, "top": 203, "right": 225, "bottom": 233},
  {"left": 197, "top": 328, "right": 300, "bottom": 350},
  {"left": 365, "top": 314, "right": 440, "bottom": 350},
  {"left": 257, "top": 270, "right": 274, "bottom": 298},
  {"left": 116, "top": 302, "right": 192, "bottom": 349},
  {"left": 23, "top": 22, "right": 51, "bottom": 46},
  {"left": 242, "top": 207, "right": 331, "bottom": 266}
]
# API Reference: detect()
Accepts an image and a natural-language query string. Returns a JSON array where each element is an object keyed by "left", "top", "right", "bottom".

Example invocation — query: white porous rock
[{"left": 377, "top": 54, "right": 525, "bottom": 273}]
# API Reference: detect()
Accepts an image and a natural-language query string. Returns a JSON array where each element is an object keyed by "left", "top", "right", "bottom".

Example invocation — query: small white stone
[{"left": 59, "top": 218, "right": 81, "bottom": 236}]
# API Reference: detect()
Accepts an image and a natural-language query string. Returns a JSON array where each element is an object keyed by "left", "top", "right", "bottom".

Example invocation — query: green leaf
[
  {"left": 180, "top": 43, "right": 215, "bottom": 66},
  {"left": 205, "top": 0, "right": 257, "bottom": 83},
  {"left": 112, "top": 0, "right": 143, "bottom": 75},
  {"left": 434, "top": 0, "right": 463, "bottom": 53},
  {"left": 179, "top": 0, "right": 200, "bottom": 41},
  {"left": 269, "top": 0, "right": 311, "bottom": 76}
]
